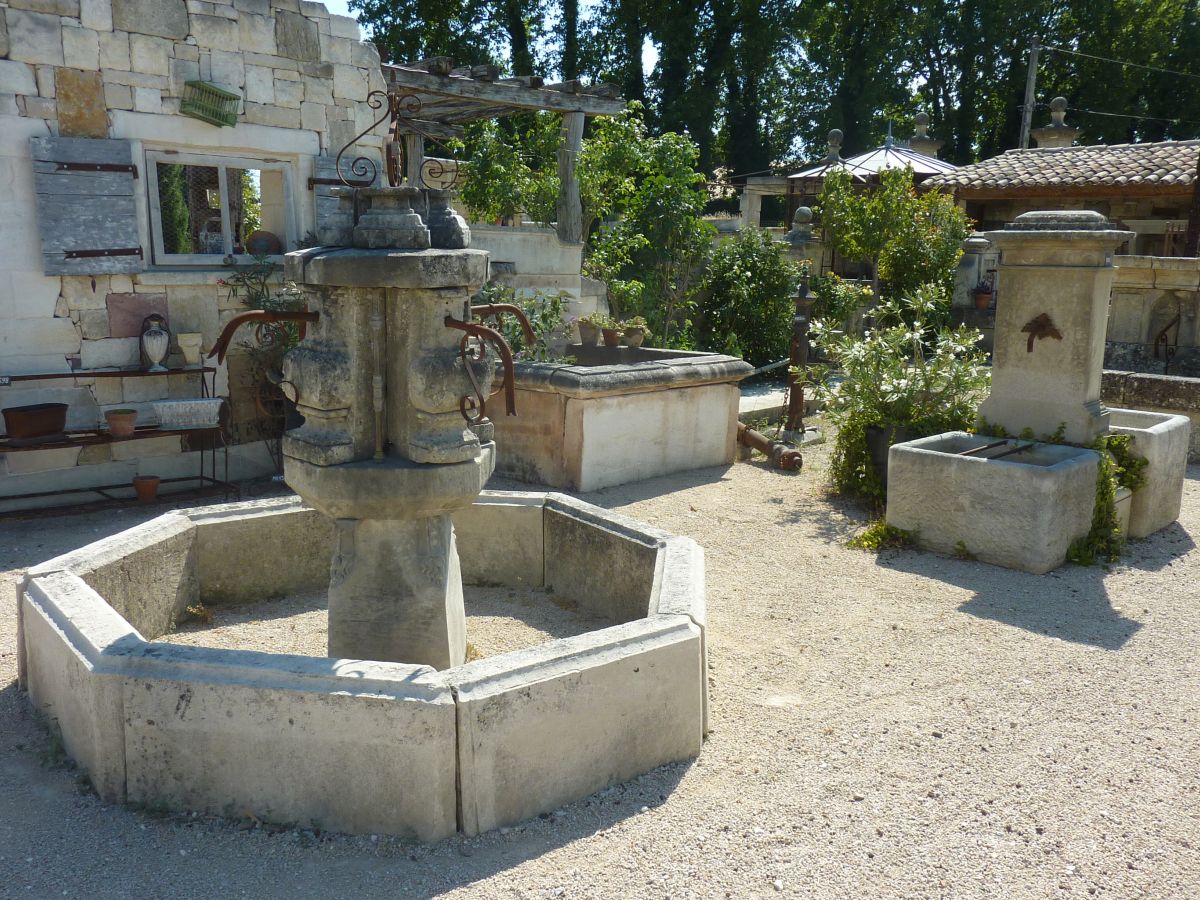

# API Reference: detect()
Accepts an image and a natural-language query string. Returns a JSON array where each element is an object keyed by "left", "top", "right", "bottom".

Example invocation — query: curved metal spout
[
  {"left": 207, "top": 310, "right": 320, "bottom": 364},
  {"left": 444, "top": 315, "right": 517, "bottom": 421},
  {"left": 470, "top": 303, "right": 536, "bottom": 346}
]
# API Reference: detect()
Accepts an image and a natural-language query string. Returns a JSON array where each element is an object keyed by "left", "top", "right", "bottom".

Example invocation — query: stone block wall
[{"left": 0, "top": 0, "right": 387, "bottom": 506}]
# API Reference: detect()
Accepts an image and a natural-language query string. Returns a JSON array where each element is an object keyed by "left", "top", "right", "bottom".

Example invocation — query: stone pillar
[
  {"left": 978, "top": 210, "right": 1133, "bottom": 444},
  {"left": 281, "top": 190, "right": 491, "bottom": 669}
]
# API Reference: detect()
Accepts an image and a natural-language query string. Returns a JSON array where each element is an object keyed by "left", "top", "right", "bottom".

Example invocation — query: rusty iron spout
[
  {"left": 444, "top": 315, "right": 517, "bottom": 419},
  {"left": 737, "top": 422, "right": 802, "bottom": 471},
  {"left": 470, "top": 303, "right": 537, "bottom": 345},
  {"left": 206, "top": 310, "right": 320, "bottom": 364}
]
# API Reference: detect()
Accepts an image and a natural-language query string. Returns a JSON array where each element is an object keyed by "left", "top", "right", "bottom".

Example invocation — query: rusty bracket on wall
[
  {"left": 444, "top": 315, "right": 517, "bottom": 425},
  {"left": 206, "top": 310, "right": 319, "bottom": 365}
]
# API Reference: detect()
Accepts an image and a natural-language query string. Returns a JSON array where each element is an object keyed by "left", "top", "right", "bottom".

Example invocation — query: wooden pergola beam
[
  {"left": 383, "top": 64, "right": 625, "bottom": 117},
  {"left": 391, "top": 118, "right": 466, "bottom": 140}
]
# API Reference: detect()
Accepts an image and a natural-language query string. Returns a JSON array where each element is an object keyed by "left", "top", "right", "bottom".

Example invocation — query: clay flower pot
[
  {"left": 973, "top": 290, "right": 994, "bottom": 311},
  {"left": 577, "top": 322, "right": 600, "bottom": 345},
  {"left": 623, "top": 328, "right": 646, "bottom": 348},
  {"left": 601, "top": 327, "right": 621, "bottom": 348},
  {"left": 104, "top": 408, "right": 138, "bottom": 439},
  {"left": 132, "top": 475, "right": 160, "bottom": 503}
]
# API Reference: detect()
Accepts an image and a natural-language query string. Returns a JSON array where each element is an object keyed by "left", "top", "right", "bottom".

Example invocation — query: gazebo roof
[
  {"left": 790, "top": 143, "right": 958, "bottom": 182},
  {"left": 382, "top": 58, "right": 625, "bottom": 139}
]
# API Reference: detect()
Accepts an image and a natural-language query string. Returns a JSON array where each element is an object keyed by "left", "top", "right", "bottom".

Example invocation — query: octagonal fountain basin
[
  {"left": 17, "top": 492, "right": 706, "bottom": 841},
  {"left": 494, "top": 346, "right": 752, "bottom": 491}
]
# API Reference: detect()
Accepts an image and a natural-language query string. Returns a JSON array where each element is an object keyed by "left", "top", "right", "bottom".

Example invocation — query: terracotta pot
[
  {"left": 577, "top": 322, "right": 600, "bottom": 345},
  {"left": 601, "top": 327, "right": 621, "bottom": 348},
  {"left": 132, "top": 475, "right": 160, "bottom": 503},
  {"left": 3, "top": 402, "right": 68, "bottom": 440},
  {"left": 973, "top": 290, "right": 993, "bottom": 311},
  {"left": 104, "top": 408, "right": 138, "bottom": 438},
  {"left": 623, "top": 328, "right": 646, "bottom": 348}
]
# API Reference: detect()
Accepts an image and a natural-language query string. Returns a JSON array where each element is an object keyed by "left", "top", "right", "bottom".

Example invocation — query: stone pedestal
[
  {"left": 280, "top": 201, "right": 492, "bottom": 669},
  {"left": 978, "top": 211, "right": 1133, "bottom": 444}
]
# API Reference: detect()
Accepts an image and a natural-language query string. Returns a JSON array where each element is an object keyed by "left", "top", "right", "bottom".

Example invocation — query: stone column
[
  {"left": 281, "top": 195, "right": 492, "bottom": 670},
  {"left": 978, "top": 210, "right": 1133, "bottom": 444}
]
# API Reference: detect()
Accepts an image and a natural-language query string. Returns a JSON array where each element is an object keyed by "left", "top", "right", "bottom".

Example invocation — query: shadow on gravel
[
  {"left": 878, "top": 554, "right": 1142, "bottom": 650},
  {"left": 1118, "top": 521, "right": 1196, "bottom": 572}
]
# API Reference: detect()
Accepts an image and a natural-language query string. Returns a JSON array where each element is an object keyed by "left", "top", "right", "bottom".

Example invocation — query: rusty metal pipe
[
  {"left": 737, "top": 422, "right": 802, "bottom": 471},
  {"left": 470, "top": 303, "right": 537, "bottom": 345},
  {"left": 444, "top": 315, "right": 517, "bottom": 417},
  {"left": 206, "top": 310, "right": 319, "bottom": 364}
]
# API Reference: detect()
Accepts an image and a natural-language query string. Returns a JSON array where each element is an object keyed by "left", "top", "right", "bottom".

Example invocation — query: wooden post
[
  {"left": 403, "top": 132, "right": 425, "bottom": 187},
  {"left": 556, "top": 111, "right": 584, "bottom": 243}
]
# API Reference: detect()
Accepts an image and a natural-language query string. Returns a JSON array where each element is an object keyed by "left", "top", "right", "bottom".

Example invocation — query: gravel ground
[
  {"left": 159, "top": 587, "right": 613, "bottom": 659},
  {"left": 2, "top": 434, "right": 1199, "bottom": 899}
]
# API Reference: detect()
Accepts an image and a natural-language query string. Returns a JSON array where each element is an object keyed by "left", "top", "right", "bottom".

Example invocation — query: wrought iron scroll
[
  {"left": 383, "top": 92, "right": 467, "bottom": 190},
  {"left": 334, "top": 89, "right": 393, "bottom": 188},
  {"left": 444, "top": 315, "right": 517, "bottom": 425}
]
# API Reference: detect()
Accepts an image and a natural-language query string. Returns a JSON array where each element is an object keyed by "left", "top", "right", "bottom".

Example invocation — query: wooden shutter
[{"left": 31, "top": 137, "right": 144, "bottom": 276}]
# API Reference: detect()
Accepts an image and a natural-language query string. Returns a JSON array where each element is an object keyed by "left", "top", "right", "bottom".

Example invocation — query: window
[{"left": 145, "top": 151, "right": 295, "bottom": 265}]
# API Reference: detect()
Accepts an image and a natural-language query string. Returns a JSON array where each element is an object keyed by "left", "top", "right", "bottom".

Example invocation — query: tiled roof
[{"left": 925, "top": 140, "right": 1199, "bottom": 191}]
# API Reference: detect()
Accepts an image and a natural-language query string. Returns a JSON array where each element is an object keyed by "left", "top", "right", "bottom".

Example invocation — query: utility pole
[{"left": 1019, "top": 35, "right": 1041, "bottom": 149}]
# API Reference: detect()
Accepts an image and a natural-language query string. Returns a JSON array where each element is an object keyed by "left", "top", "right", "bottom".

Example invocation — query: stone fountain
[
  {"left": 887, "top": 211, "right": 1191, "bottom": 573},
  {"left": 282, "top": 185, "right": 491, "bottom": 669}
]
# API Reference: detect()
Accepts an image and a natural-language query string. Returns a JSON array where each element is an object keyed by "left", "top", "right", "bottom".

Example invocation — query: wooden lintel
[
  {"left": 392, "top": 118, "right": 466, "bottom": 140},
  {"left": 383, "top": 64, "right": 625, "bottom": 116},
  {"left": 545, "top": 80, "right": 581, "bottom": 94},
  {"left": 406, "top": 56, "right": 455, "bottom": 76}
]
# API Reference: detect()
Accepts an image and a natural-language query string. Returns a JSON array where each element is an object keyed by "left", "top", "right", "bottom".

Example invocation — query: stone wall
[{"left": 0, "top": 0, "right": 386, "bottom": 507}]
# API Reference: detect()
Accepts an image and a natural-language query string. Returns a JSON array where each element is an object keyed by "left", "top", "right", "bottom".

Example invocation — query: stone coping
[
  {"left": 18, "top": 492, "right": 707, "bottom": 840},
  {"left": 515, "top": 348, "right": 751, "bottom": 399},
  {"left": 284, "top": 246, "right": 491, "bottom": 288}
]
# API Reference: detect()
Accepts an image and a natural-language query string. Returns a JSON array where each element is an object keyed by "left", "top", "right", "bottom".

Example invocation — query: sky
[{"left": 316, "top": 1, "right": 659, "bottom": 75}]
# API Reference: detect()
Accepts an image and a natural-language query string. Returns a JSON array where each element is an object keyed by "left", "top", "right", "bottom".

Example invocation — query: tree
[{"left": 817, "top": 166, "right": 970, "bottom": 321}]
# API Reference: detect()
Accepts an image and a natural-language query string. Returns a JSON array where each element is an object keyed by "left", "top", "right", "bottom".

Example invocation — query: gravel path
[
  {"left": 2, "top": 434, "right": 1199, "bottom": 899},
  {"left": 159, "top": 587, "right": 613, "bottom": 659}
]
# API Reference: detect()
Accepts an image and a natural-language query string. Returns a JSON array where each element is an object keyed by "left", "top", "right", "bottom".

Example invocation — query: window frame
[{"left": 144, "top": 149, "right": 297, "bottom": 267}]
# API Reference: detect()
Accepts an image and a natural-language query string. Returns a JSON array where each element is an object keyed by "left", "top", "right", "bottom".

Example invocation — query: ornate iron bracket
[
  {"left": 470, "top": 303, "right": 536, "bottom": 345},
  {"left": 444, "top": 315, "right": 517, "bottom": 425},
  {"left": 207, "top": 310, "right": 319, "bottom": 365}
]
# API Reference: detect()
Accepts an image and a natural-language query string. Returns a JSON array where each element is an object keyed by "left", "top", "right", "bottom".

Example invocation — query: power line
[
  {"left": 1065, "top": 105, "right": 1200, "bottom": 129},
  {"left": 1041, "top": 43, "right": 1200, "bottom": 84}
]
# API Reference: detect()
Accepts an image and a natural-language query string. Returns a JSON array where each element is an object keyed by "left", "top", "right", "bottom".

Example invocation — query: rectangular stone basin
[
  {"left": 886, "top": 431, "right": 1100, "bottom": 574},
  {"left": 1108, "top": 407, "right": 1191, "bottom": 538},
  {"left": 492, "top": 346, "right": 752, "bottom": 491}
]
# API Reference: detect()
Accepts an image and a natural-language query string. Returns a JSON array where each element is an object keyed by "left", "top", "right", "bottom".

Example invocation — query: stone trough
[{"left": 17, "top": 492, "right": 707, "bottom": 841}]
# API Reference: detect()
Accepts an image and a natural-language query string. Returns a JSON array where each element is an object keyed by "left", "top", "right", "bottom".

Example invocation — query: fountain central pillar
[{"left": 281, "top": 187, "right": 490, "bottom": 669}]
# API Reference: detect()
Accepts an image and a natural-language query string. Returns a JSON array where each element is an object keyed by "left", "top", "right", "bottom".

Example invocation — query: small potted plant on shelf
[
  {"left": 596, "top": 314, "right": 622, "bottom": 348},
  {"left": 132, "top": 474, "right": 161, "bottom": 503},
  {"left": 622, "top": 316, "right": 649, "bottom": 348},
  {"left": 575, "top": 313, "right": 602, "bottom": 346},
  {"left": 972, "top": 278, "right": 994, "bottom": 310}
]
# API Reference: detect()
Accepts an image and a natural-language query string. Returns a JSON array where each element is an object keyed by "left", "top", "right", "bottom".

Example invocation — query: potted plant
[
  {"left": 595, "top": 314, "right": 622, "bottom": 348},
  {"left": 972, "top": 279, "right": 994, "bottom": 310},
  {"left": 576, "top": 314, "right": 602, "bottom": 346},
  {"left": 808, "top": 284, "right": 991, "bottom": 504},
  {"left": 622, "top": 316, "right": 649, "bottom": 348}
]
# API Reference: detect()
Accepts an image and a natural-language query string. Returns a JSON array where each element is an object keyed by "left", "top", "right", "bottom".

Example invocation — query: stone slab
[
  {"left": 111, "top": 0, "right": 188, "bottom": 39},
  {"left": 55, "top": 68, "right": 107, "bottom": 138},
  {"left": 452, "top": 492, "right": 545, "bottom": 588},
  {"left": 452, "top": 616, "right": 704, "bottom": 835},
  {"left": 81, "top": 337, "right": 140, "bottom": 369},
  {"left": 120, "top": 650, "right": 458, "bottom": 841}
]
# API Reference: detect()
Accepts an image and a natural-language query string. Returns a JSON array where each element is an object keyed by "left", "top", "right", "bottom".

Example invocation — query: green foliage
[
  {"left": 810, "top": 273, "right": 874, "bottom": 325},
  {"left": 220, "top": 256, "right": 306, "bottom": 351},
  {"left": 810, "top": 285, "right": 990, "bottom": 502},
  {"left": 1068, "top": 440, "right": 1124, "bottom": 567},
  {"left": 458, "top": 115, "right": 559, "bottom": 224},
  {"left": 952, "top": 540, "right": 978, "bottom": 561},
  {"left": 158, "top": 164, "right": 192, "bottom": 254},
  {"left": 816, "top": 167, "right": 970, "bottom": 318},
  {"left": 847, "top": 520, "right": 915, "bottom": 551},
  {"left": 240, "top": 171, "right": 261, "bottom": 241},
  {"left": 476, "top": 282, "right": 568, "bottom": 362},
  {"left": 692, "top": 227, "right": 800, "bottom": 366}
]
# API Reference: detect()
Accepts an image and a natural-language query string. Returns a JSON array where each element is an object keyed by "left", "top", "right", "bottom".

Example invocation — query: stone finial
[
  {"left": 1049, "top": 96, "right": 1069, "bottom": 126},
  {"left": 910, "top": 111, "right": 944, "bottom": 158},
  {"left": 785, "top": 206, "right": 814, "bottom": 246},
  {"left": 826, "top": 128, "right": 843, "bottom": 162},
  {"left": 1031, "top": 97, "right": 1080, "bottom": 149}
]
